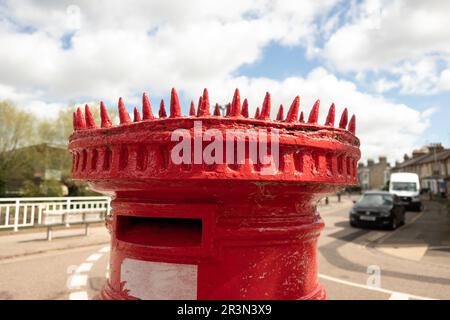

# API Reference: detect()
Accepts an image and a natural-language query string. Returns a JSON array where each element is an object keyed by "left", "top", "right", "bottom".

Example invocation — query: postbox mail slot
[{"left": 117, "top": 216, "right": 202, "bottom": 247}]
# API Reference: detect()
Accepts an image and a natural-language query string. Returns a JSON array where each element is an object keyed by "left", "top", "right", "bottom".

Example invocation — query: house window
[{"left": 363, "top": 172, "right": 369, "bottom": 183}]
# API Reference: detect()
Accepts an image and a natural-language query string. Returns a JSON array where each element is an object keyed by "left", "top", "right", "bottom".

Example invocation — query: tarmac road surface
[{"left": 0, "top": 198, "right": 449, "bottom": 300}]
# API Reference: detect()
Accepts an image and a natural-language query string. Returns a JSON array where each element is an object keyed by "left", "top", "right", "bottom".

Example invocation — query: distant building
[
  {"left": 391, "top": 143, "right": 450, "bottom": 195},
  {"left": 358, "top": 156, "right": 391, "bottom": 190}
]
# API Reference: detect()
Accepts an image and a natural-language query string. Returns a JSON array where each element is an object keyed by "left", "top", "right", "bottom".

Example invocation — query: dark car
[{"left": 349, "top": 191, "right": 406, "bottom": 230}]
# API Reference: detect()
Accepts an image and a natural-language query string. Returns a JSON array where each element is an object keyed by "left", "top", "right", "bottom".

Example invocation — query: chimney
[
  {"left": 367, "top": 159, "right": 374, "bottom": 166},
  {"left": 379, "top": 156, "right": 387, "bottom": 164},
  {"left": 412, "top": 149, "right": 427, "bottom": 158},
  {"left": 427, "top": 143, "right": 444, "bottom": 154},
  {"left": 403, "top": 154, "right": 410, "bottom": 161}
]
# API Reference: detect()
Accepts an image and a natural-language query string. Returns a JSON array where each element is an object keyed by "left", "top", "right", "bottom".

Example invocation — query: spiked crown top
[{"left": 69, "top": 88, "right": 360, "bottom": 187}]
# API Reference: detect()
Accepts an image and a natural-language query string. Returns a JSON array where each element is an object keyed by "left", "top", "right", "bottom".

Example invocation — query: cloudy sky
[{"left": 0, "top": 0, "right": 449, "bottom": 163}]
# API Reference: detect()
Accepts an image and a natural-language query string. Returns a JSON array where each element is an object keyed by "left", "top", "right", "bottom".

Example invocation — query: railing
[{"left": 0, "top": 197, "right": 111, "bottom": 231}]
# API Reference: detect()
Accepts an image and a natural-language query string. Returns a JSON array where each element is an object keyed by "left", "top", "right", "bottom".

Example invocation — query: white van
[{"left": 389, "top": 173, "right": 422, "bottom": 211}]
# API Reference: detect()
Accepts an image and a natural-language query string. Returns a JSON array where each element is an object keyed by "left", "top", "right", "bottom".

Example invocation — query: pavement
[
  {"left": 371, "top": 200, "right": 450, "bottom": 265},
  {"left": 0, "top": 223, "right": 109, "bottom": 261},
  {"left": 0, "top": 195, "right": 449, "bottom": 300}
]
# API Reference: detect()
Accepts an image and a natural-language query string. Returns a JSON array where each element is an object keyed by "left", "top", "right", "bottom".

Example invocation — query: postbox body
[{"left": 69, "top": 89, "right": 360, "bottom": 300}]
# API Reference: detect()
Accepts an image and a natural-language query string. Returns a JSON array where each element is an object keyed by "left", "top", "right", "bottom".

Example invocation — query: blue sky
[
  {"left": 237, "top": 42, "right": 449, "bottom": 152},
  {"left": 236, "top": 43, "right": 320, "bottom": 80},
  {"left": 0, "top": 0, "right": 449, "bottom": 162}
]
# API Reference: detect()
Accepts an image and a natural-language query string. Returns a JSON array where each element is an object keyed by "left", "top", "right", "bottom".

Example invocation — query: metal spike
[
  {"left": 260, "top": 92, "right": 271, "bottom": 120},
  {"left": 325, "top": 103, "right": 335, "bottom": 126},
  {"left": 159, "top": 99, "right": 167, "bottom": 118},
  {"left": 84, "top": 104, "right": 97, "bottom": 129},
  {"left": 198, "top": 88, "right": 210, "bottom": 116},
  {"left": 100, "top": 101, "right": 112, "bottom": 128},
  {"left": 133, "top": 107, "right": 141, "bottom": 122},
  {"left": 276, "top": 104, "right": 284, "bottom": 121},
  {"left": 142, "top": 92, "right": 154, "bottom": 120},
  {"left": 225, "top": 103, "right": 231, "bottom": 116},
  {"left": 230, "top": 88, "right": 241, "bottom": 117},
  {"left": 213, "top": 103, "right": 221, "bottom": 116},
  {"left": 118, "top": 97, "right": 131, "bottom": 124},
  {"left": 285, "top": 96, "right": 300, "bottom": 123},
  {"left": 189, "top": 101, "right": 196, "bottom": 116},
  {"left": 254, "top": 107, "right": 260, "bottom": 119},
  {"left": 196, "top": 96, "right": 203, "bottom": 117},
  {"left": 299, "top": 111, "right": 305, "bottom": 123},
  {"left": 242, "top": 99, "right": 249, "bottom": 118},
  {"left": 76, "top": 107, "right": 86, "bottom": 129},
  {"left": 339, "top": 108, "right": 348, "bottom": 129},
  {"left": 170, "top": 88, "right": 182, "bottom": 118},
  {"left": 73, "top": 112, "right": 77, "bottom": 130},
  {"left": 348, "top": 114, "right": 356, "bottom": 134},
  {"left": 308, "top": 99, "right": 320, "bottom": 124}
]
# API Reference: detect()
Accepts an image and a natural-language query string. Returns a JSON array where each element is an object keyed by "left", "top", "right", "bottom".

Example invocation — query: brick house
[
  {"left": 391, "top": 144, "right": 450, "bottom": 196},
  {"left": 358, "top": 156, "right": 391, "bottom": 190}
]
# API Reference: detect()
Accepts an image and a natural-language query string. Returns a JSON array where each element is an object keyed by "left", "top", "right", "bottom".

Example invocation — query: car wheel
[
  {"left": 390, "top": 218, "right": 398, "bottom": 230},
  {"left": 350, "top": 221, "right": 358, "bottom": 228}
]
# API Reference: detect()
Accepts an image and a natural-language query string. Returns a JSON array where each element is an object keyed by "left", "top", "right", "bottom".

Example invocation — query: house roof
[
  {"left": 435, "top": 149, "right": 450, "bottom": 161},
  {"left": 394, "top": 148, "right": 450, "bottom": 169},
  {"left": 395, "top": 153, "right": 429, "bottom": 168},
  {"left": 417, "top": 149, "right": 450, "bottom": 164}
]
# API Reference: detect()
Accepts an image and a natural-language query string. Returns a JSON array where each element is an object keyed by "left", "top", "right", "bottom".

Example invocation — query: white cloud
[
  {"left": 321, "top": 0, "right": 450, "bottom": 94},
  {"left": 374, "top": 78, "right": 398, "bottom": 93},
  {"left": 393, "top": 57, "right": 440, "bottom": 95},
  {"left": 0, "top": 0, "right": 337, "bottom": 103},
  {"left": 0, "top": 0, "right": 434, "bottom": 162},
  {"left": 439, "top": 69, "right": 450, "bottom": 90},
  {"left": 201, "top": 68, "right": 431, "bottom": 163},
  {"left": 0, "top": 83, "right": 66, "bottom": 118},
  {"left": 323, "top": 0, "right": 450, "bottom": 71}
]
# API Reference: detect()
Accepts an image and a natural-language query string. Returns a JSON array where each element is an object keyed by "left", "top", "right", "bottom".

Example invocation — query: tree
[
  {"left": 37, "top": 108, "right": 75, "bottom": 145},
  {"left": 0, "top": 101, "right": 35, "bottom": 195},
  {"left": 37, "top": 104, "right": 118, "bottom": 145},
  {"left": 0, "top": 100, "right": 118, "bottom": 197}
]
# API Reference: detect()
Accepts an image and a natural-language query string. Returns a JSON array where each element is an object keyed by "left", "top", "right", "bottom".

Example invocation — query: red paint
[
  {"left": 213, "top": 103, "right": 221, "bottom": 116},
  {"left": 299, "top": 111, "right": 305, "bottom": 123},
  {"left": 118, "top": 97, "right": 131, "bottom": 124},
  {"left": 189, "top": 101, "right": 196, "bottom": 116},
  {"left": 133, "top": 107, "right": 141, "bottom": 122},
  {"left": 339, "top": 108, "right": 348, "bottom": 129},
  {"left": 69, "top": 88, "right": 360, "bottom": 300},
  {"left": 260, "top": 92, "right": 271, "bottom": 120},
  {"left": 100, "top": 102, "right": 112, "bottom": 128},
  {"left": 285, "top": 96, "right": 299, "bottom": 123},
  {"left": 325, "top": 103, "right": 335, "bottom": 127},
  {"left": 308, "top": 99, "right": 320, "bottom": 124},
  {"left": 254, "top": 106, "right": 261, "bottom": 119},
  {"left": 276, "top": 104, "right": 284, "bottom": 121},
  {"left": 142, "top": 93, "right": 154, "bottom": 120},
  {"left": 230, "top": 89, "right": 241, "bottom": 117},
  {"left": 242, "top": 99, "right": 249, "bottom": 118},
  {"left": 85, "top": 104, "right": 97, "bottom": 129}
]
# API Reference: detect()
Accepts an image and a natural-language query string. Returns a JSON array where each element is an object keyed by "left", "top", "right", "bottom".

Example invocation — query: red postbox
[{"left": 69, "top": 88, "right": 360, "bottom": 300}]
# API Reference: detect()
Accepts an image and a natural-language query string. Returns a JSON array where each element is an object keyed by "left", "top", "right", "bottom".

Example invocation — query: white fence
[{"left": 0, "top": 197, "right": 111, "bottom": 231}]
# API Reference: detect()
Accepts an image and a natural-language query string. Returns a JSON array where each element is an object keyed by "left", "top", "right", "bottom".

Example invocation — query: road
[
  {"left": 0, "top": 199, "right": 449, "bottom": 300},
  {"left": 318, "top": 199, "right": 450, "bottom": 300}
]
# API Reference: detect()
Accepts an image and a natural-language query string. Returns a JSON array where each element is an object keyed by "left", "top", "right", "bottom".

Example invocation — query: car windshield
[
  {"left": 392, "top": 182, "right": 417, "bottom": 191},
  {"left": 358, "top": 194, "right": 393, "bottom": 206}
]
